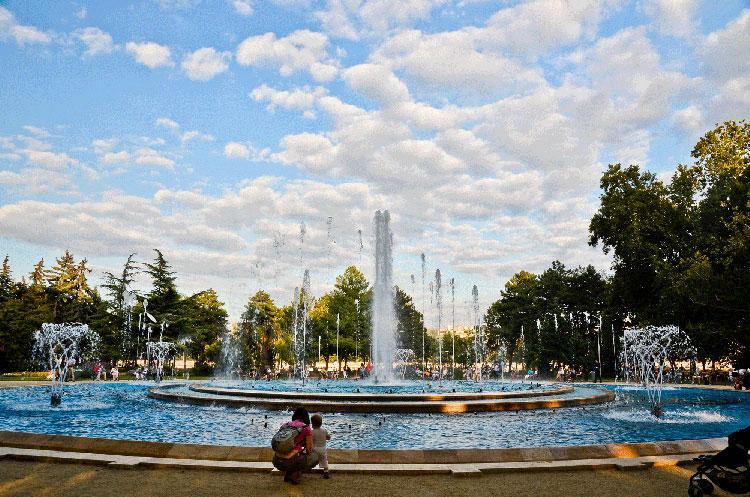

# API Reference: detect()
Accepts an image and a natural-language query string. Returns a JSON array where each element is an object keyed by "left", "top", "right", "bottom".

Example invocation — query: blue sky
[{"left": 1, "top": 0, "right": 749, "bottom": 323}]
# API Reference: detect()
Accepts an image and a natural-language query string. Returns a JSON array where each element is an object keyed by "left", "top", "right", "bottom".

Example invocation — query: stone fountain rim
[
  {"left": 188, "top": 382, "right": 574, "bottom": 401},
  {"left": 0, "top": 429, "right": 726, "bottom": 464}
]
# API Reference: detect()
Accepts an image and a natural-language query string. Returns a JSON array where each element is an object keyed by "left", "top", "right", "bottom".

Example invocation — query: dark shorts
[{"left": 272, "top": 452, "right": 320, "bottom": 474}]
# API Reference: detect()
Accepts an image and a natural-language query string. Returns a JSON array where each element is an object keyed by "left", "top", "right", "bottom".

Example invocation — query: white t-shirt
[{"left": 312, "top": 427, "right": 328, "bottom": 450}]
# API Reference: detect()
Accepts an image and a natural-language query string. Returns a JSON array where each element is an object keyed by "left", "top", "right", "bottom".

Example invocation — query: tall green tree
[
  {"left": 485, "top": 271, "right": 537, "bottom": 371},
  {"left": 238, "top": 290, "right": 279, "bottom": 370},
  {"left": 143, "top": 249, "right": 181, "bottom": 340},
  {"left": 328, "top": 266, "right": 371, "bottom": 365},
  {"left": 183, "top": 289, "right": 228, "bottom": 368},
  {"left": 99, "top": 254, "right": 139, "bottom": 361},
  {"left": 394, "top": 286, "right": 424, "bottom": 354},
  {"left": 0, "top": 256, "right": 12, "bottom": 302}
]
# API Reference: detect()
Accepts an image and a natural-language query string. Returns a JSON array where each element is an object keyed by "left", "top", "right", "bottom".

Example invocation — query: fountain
[
  {"left": 621, "top": 325, "right": 695, "bottom": 417},
  {"left": 435, "top": 269, "right": 443, "bottom": 381},
  {"left": 471, "top": 285, "right": 484, "bottom": 381},
  {"left": 146, "top": 340, "right": 175, "bottom": 383},
  {"left": 218, "top": 330, "right": 243, "bottom": 379},
  {"left": 33, "top": 323, "right": 100, "bottom": 406},
  {"left": 394, "top": 348, "right": 415, "bottom": 380},
  {"left": 372, "top": 210, "right": 396, "bottom": 382}
]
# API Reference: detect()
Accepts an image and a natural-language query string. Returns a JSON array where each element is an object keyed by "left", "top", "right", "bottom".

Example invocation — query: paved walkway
[
  {"left": 0, "top": 444, "right": 714, "bottom": 473},
  {"left": 0, "top": 458, "right": 730, "bottom": 497}
]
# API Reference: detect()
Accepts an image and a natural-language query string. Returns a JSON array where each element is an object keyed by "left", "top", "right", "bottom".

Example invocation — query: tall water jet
[
  {"left": 372, "top": 210, "right": 396, "bottom": 383},
  {"left": 218, "top": 329, "right": 243, "bottom": 379},
  {"left": 420, "top": 253, "right": 426, "bottom": 375},
  {"left": 449, "top": 277, "right": 455, "bottom": 379},
  {"left": 291, "top": 286, "right": 300, "bottom": 376},
  {"left": 300, "top": 269, "right": 311, "bottom": 384},
  {"left": 435, "top": 269, "right": 443, "bottom": 381},
  {"left": 472, "top": 285, "right": 483, "bottom": 381},
  {"left": 34, "top": 323, "right": 100, "bottom": 406}
]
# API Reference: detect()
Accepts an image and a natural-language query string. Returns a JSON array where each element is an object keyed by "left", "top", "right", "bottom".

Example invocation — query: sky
[{"left": 0, "top": 0, "right": 749, "bottom": 325}]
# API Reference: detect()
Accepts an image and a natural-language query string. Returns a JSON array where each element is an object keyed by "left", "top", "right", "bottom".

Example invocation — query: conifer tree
[
  {"left": 46, "top": 250, "right": 77, "bottom": 297},
  {"left": 30, "top": 259, "right": 45, "bottom": 288},
  {"left": 0, "top": 256, "right": 12, "bottom": 302},
  {"left": 143, "top": 249, "right": 181, "bottom": 339},
  {"left": 239, "top": 290, "right": 279, "bottom": 370}
]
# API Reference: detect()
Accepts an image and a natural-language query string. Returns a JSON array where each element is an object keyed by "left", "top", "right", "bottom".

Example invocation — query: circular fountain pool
[
  {"left": 148, "top": 380, "right": 612, "bottom": 412},
  {"left": 0, "top": 382, "right": 747, "bottom": 449}
]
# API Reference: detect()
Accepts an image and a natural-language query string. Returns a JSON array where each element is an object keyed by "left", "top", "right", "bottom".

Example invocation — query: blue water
[
  {"left": 0, "top": 382, "right": 747, "bottom": 449},
  {"left": 211, "top": 379, "right": 554, "bottom": 394}
]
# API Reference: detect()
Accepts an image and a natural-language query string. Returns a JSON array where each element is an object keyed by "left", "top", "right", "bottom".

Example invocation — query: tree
[
  {"left": 183, "top": 289, "right": 228, "bottom": 368},
  {"left": 100, "top": 254, "right": 139, "bottom": 362},
  {"left": 589, "top": 164, "right": 685, "bottom": 322},
  {"left": 394, "top": 286, "right": 423, "bottom": 354},
  {"left": 485, "top": 271, "right": 537, "bottom": 372},
  {"left": 30, "top": 259, "right": 44, "bottom": 289},
  {"left": 328, "top": 266, "right": 371, "bottom": 364},
  {"left": 238, "top": 290, "right": 279, "bottom": 370},
  {"left": 310, "top": 293, "right": 336, "bottom": 370},
  {"left": 0, "top": 256, "right": 12, "bottom": 302},
  {"left": 678, "top": 120, "right": 750, "bottom": 364},
  {"left": 143, "top": 249, "right": 181, "bottom": 340}
]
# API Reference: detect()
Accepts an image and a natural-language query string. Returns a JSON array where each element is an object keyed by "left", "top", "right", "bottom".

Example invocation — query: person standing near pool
[{"left": 271, "top": 407, "right": 319, "bottom": 484}]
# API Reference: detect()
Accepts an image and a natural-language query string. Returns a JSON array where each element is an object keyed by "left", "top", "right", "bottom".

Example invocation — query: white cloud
[
  {"left": 181, "top": 47, "right": 231, "bottom": 81},
  {"left": 236, "top": 30, "right": 339, "bottom": 81},
  {"left": 92, "top": 138, "right": 118, "bottom": 154},
  {"left": 22, "top": 125, "right": 49, "bottom": 137},
  {"left": 134, "top": 148, "right": 175, "bottom": 169},
  {"left": 314, "top": 0, "right": 447, "bottom": 40},
  {"left": 702, "top": 10, "right": 750, "bottom": 80},
  {"left": 74, "top": 27, "right": 115, "bottom": 56},
  {"left": 224, "top": 141, "right": 251, "bottom": 158},
  {"left": 642, "top": 0, "right": 698, "bottom": 38},
  {"left": 156, "top": 117, "right": 180, "bottom": 130},
  {"left": 232, "top": 0, "right": 253, "bottom": 16},
  {"left": 76, "top": 7, "right": 88, "bottom": 19},
  {"left": 342, "top": 64, "right": 410, "bottom": 105},
  {"left": 181, "top": 130, "right": 214, "bottom": 143},
  {"left": 250, "top": 84, "right": 326, "bottom": 112},
  {"left": 479, "top": 0, "right": 618, "bottom": 58},
  {"left": 101, "top": 150, "right": 131, "bottom": 164},
  {"left": 0, "top": 167, "right": 76, "bottom": 195},
  {"left": 125, "top": 41, "right": 173, "bottom": 68},
  {"left": 23, "top": 149, "right": 78, "bottom": 169},
  {"left": 0, "top": 7, "right": 52, "bottom": 45},
  {"left": 371, "top": 30, "right": 545, "bottom": 96}
]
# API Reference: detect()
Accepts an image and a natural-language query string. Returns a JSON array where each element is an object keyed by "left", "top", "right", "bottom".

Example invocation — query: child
[{"left": 310, "top": 413, "right": 331, "bottom": 479}]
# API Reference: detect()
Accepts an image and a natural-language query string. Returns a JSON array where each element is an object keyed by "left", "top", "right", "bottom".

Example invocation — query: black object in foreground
[{"left": 688, "top": 425, "right": 750, "bottom": 497}]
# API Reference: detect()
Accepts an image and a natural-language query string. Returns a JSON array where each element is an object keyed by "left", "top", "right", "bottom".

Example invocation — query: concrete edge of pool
[
  {"left": 0, "top": 430, "right": 725, "bottom": 475},
  {"left": 147, "top": 383, "right": 615, "bottom": 413}
]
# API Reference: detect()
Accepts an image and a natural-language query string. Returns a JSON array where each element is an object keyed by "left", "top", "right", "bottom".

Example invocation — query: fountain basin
[
  {"left": 148, "top": 383, "right": 614, "bottom": 413},
  {"left": 0, "top": 383, "right": 748, "bottom": 449}
]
